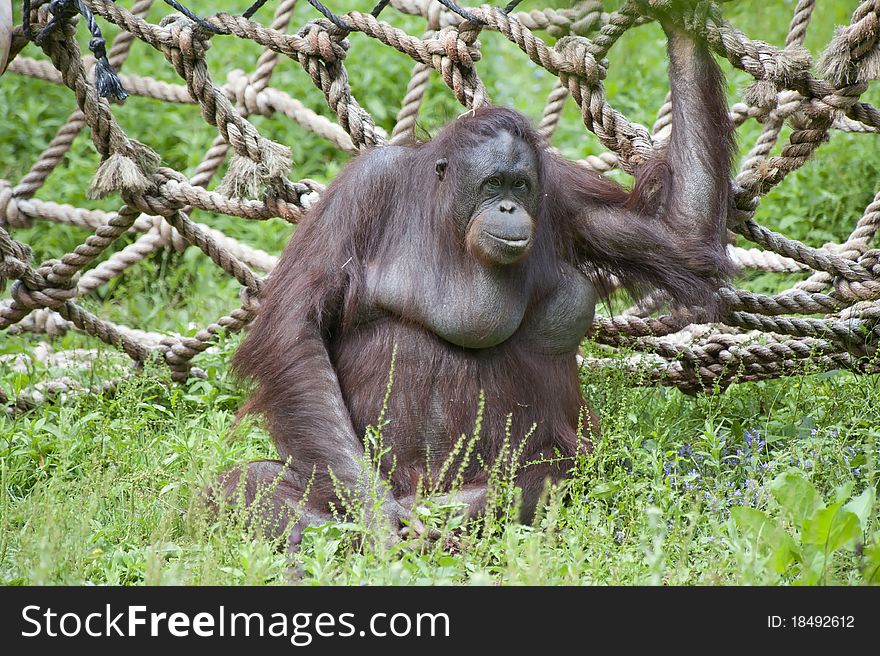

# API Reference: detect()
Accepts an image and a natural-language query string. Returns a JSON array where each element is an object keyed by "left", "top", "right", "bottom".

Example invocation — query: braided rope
[{"left": 1, "top": 0, "right": 879, "bottom": 410}]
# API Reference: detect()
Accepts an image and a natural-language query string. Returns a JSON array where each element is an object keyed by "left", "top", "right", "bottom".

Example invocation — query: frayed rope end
[
  {"left": 95, "top": 57, "right": 128, "bottom": 102},
  {"left": 818, "top": 26, "right": 880, "bottom": 87},
  {"left": 218, "top": 140, "right": 292, "bottom": 199},
  {"left": 217, "top": 154, "right": 262, "bottom": 199},
  {"left": 742, "top": 79, "right": 778, "bottom": 111},
  {"left": 88, "top": 142, "right": 161, "bottom": 199}
]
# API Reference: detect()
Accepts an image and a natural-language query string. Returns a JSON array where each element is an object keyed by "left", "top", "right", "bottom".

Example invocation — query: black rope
[
  {"left": 242, "top": 0, "right": 272, "bottom": 20},
  {"left": 370, "top": 0, "right": 391, "bottom": 18},
  {"left": 34, "top": 0, "right": 128, "bottom": 101},
  {"left": 20, "top": 0, "right": 493, "bottom": 102},
  {"left": 305, "top": 0, "right": 353, "bottom": 31},
  {"left": 434, "top": 0, "right": 486, "bottom": 25},
  {"left": 502, "top": 0, "right": 524, "bottom": 14},
  {"left": 161, "top": 0, "right": 226, "bottom": 33},
  {"left": 22, "top": 0, "right": 232, "bottom": 100},
  {"left": 91, "top": 39, "right": 128, "bottom": 100}
]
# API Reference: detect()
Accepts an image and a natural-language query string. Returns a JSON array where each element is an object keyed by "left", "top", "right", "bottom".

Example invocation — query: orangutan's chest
[{"left": 363, "top": 259, "right": 596, "bottom": 354}]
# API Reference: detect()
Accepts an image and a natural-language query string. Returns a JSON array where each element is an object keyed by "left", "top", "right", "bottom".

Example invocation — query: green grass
[{"left": 1, "top": 0, "right": 879, "bottom": 585}]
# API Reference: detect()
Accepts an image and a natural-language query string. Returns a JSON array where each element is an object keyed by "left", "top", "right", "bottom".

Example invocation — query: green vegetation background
[{"left": 1, "top": 0, "right": 878, "bottom": 584}]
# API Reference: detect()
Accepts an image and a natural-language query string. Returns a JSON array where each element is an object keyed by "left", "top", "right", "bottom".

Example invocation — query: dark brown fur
[{"left": 221, "top": 29, "right": 735, "bottom": 547}]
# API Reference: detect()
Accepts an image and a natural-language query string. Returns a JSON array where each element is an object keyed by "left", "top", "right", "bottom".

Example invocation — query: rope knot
[
  {"left": 160, "top": 13, "right": 212, "bottom": 59},
  {"left": 11, "top": 258, "right": 79, "bottom": 310},
  {"left": 122, "top": 188, "right": 182, "bottom": 219},
  {"left": 298, "top": 20, "right": 350, "bottom": 62},
  {"left": 39, "top": 0, "right": 78, "bottom": 37},
  {"left": 0, "top": 180, "right": 27, "bottom": 228},
  {"left": 437, "top": 27, "right": 479, "bottom": 66},
  {"left": 0, "top": 227, "right": 33, "bottom": 266},
  {"left": 117, "top": 168, "right": 185, "bottom": 218},
  {"left": 765, "top": 44, "right": 812, "bottom": 87},
  {"left": 741, "top": 44, "right": 810, "bottom": 119},
  {"left": 858, "top": 249, "right": 879, "bottom": 276},
  {"left": 239, "top": 285, "right": 261, "bottom": 313},
  {"left": 36, "top": 258, "right": 80, "bottom": 291},
  {"left": 456, "top": 12, "right": 484, "bottom": 46},
  {"left": 0, "top": 229, "right": 33, "bottom": 293},
  {"left": 555, "top": 36, "right": 605, "bottom": 84}
]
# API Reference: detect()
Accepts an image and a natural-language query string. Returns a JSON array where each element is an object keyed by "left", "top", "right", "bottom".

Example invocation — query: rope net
[{"left": 1, "top": 0, "right": 879, "bottom": 413}]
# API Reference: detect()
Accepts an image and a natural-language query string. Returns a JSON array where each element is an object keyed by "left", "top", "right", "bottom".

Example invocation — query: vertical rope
[
  {"left": 740, "top": 0, "right": 816, "bottom": 172},
  {"left": 537, "top": 80, "right": 568, "bottom": 141},
  {"left": 390, "top": 0, "right": 443, "bottom": 144},
  {"left": 785, "top": 0, "right": 816, "bottom": 48},
  {"left": 12, "top": 0, "right": 154, "bottom": 200},
  {"left": 390, "top": 56, "right": 433, "bottom": 143},
  {"left": 651, "top": 91, "right": 672, "bottom": 146}
]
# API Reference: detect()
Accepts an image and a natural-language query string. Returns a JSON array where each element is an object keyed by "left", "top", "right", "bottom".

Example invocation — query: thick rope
[{"left": 1, "top": 0, "right": 879, "bottom": 410}]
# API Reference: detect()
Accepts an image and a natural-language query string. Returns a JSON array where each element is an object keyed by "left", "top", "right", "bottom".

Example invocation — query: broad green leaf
[
  {"left": 771, "top": 533, "right": 799, "bottom": 575},
  {"left": 591, "top": 481, "right": 621, "bottom": 499},
  {"left": 731, "top": 507, "right": 797, "bottom": 574},
  {"left": 802, "top": 504, "right": 861, "bottom": 553},
  {"left": 833, "top": 481, "right": 855, "bottom": 505},
  {"left": 844, "top": 488, "right": 875, "bottom": 531},
  {"left": 863, "top": 541, "right": 880, "bottom": 585},
  {"left": 731, "top": 506, "right": 774, "bottom": 538},
  {"left": 770, "top": 471, "right": 822, "bottom": 526},
  {"left": 797, "top": 550, "right": 826, "bottom": 586}
]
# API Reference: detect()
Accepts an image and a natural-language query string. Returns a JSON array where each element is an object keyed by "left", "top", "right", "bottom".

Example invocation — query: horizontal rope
[{"left": 1, "top": 0, "right": 879, "bottom": 409}]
